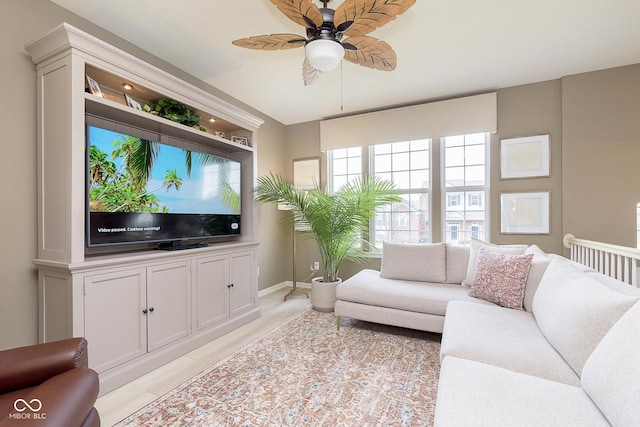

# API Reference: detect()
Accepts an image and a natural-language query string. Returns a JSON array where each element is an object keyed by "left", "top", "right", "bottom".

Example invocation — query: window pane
[
  {"left": 333, "top": 158, "right": 347, "bottom": 175},
  {"left": 374, "top": 192, "right": 430, "bottom": 246},
  {"left": 348, "top": 156, "right": 362, "bottom": 174},
  {"left": 411, "top": 139, "right": 430, "bottom": 150},
  {"left": 445, "top": 166, "right": 464, "bottom": 187},
  {"left": 465, "top": 144, "right": 485, "bottom": 165},
  {"left": 393, "top": 152, "right": 410, "bottom": 171},
  {"left": 445, "top": 146, "right": 465, "bottom": 167},
  {"left": 410, "top": 150, "right": 429, "bottom": 169},
  {"left": 332, "top": 148, "right": 348, "bottom": 158},
  {"left": 392, "top": 171, "right": 410, "bottom": 188},
  {"left": 375, "top": 154, "right": 392, "bottom": 172},
  {"left": 466, "top": 165, "right": 485, "bottom": 186},
  {"left": 410, "top": 169, "right": 429, "bottom": 189},
  {"left": 392, "top": 141, "right": 410, "bottom": 152}
]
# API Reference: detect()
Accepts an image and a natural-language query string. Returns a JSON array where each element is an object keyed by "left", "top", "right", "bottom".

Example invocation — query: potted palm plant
[{"left": 253, "top": 173, "right": 400, "bottom": 311}]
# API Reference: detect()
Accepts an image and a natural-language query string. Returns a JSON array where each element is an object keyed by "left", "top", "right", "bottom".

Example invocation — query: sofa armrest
[
  {"left": 0, "top": 368, "right": 99, "bottom": 427},
  {"left": 0, "top": 338, "right": 89, "bottom": 394}
]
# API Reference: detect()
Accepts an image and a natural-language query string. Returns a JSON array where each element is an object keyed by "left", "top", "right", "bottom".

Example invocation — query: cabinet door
[
  {"left": 195, "top": 255, "right": 229, "bottom": 329},
  {"left": 229, "top": 251, "right": 256, "bottom": 316},
  {"left": 147, "top": 261, "right": 191, "bottom": 351},
  {"left": 84, "top": 268, "right": 147, "bottom": 373}
]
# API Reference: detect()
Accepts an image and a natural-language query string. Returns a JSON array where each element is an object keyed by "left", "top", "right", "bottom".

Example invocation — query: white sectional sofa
[{"left": 335, "top": 239, "right": 640, "bottom": 426}]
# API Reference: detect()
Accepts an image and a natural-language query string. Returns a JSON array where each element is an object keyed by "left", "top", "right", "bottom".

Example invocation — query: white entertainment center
[{"left": 26, "top": 23, "right": 264, "bottom": 395}]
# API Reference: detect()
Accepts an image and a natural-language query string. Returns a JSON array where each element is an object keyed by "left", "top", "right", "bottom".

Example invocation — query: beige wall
[
  {"left": 491, "top": 80, "right": 564, "bottom": 253},
  {"left": 562, "top": 64, "right": 640, "bottom": 248},
  {"left": 0, "top": 0, "right": 288, "bottom": 350}
]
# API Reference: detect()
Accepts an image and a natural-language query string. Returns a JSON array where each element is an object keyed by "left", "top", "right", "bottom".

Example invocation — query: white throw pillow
[
  {"left": 461, "top": 238, "right": 528, "bottom": 287},
  {"left": 380, "top": 241, "right": 447, "bottom": 283},
  {"left": 522, "top": 245, "right": 551, "bottom": 312}
]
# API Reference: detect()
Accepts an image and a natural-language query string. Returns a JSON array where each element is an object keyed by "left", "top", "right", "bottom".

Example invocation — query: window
[
  {"left": 327, "top": 132, "right": 488, "bottom": 250},
  {"left": 371, "top": 140, "right": 431, "bottom": 245},
  {"left": 329, "top": 147, "right": 362, "bottom": 192},
  {"left": 443, "top": 133, "right": 488, "bottom": 244}
]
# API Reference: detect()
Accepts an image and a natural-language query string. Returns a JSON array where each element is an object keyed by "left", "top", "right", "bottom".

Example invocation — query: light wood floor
[{"left": 95, "top": 286, "right": 311, "bottom": 426}]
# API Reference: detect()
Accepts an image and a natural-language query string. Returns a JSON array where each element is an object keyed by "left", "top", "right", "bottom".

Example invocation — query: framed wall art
[
  {"left": 500, "top": 191, "right": 550, "bottom": 234},
  {"left": 293, "top": 157, "right": 320, "bottom": 190},
  {"left": 500, "top": 134, "right": 550, "bottom": 179}
]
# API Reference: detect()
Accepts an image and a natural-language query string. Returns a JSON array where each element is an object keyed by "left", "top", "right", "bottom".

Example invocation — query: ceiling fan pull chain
[{"left": 340, "top": 61, "right": 344, "bottom": 112}]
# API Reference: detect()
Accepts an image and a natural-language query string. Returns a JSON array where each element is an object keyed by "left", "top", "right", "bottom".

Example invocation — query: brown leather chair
[{"left": 0, "top": 338, "right": 100, "bottom": 427}]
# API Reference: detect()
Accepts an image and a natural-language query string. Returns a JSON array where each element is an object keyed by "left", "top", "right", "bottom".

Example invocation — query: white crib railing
[{"left": 563, "top": 234, "right": 640, "bottom": 287}]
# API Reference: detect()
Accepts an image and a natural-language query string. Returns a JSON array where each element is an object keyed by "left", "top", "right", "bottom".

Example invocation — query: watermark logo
[
  {"left": 14, "top": 399, "right": 42, "bottom": 412},
  {"left": 10, "top": 398, "right": 46, "bottom": 420}
]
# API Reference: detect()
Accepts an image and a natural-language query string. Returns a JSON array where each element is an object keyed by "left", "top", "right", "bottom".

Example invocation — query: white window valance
[{"left": 320, "top": 92, "right": 497, "bottom": 151}]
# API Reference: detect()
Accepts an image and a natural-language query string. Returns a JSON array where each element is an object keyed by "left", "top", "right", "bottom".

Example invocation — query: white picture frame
[
  {"left": 293, "top": 157, "right": 320, "bottom": 190},
  {"left": 500, "top": 191, "right": 550, "bottom": 234},
  {"left": 231, "top": 135, "right": 249, "bottom": 146},
  {"left": 124, "top": 93, "right": 142, "bottom": 110},
  {"left": 500, "top": 135, "right": 550, "bottom": 179},
  {"left": 85, "top": 74, "right": 103, "bottom": 98}
]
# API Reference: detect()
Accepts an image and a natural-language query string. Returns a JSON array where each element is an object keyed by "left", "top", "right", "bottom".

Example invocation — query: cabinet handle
[
  {"left": 142, "top": 308, "right": 148, "bottom": 314},
  {"left": 142, "top": 307, "right": 155, "bottom": 314},
  {"left": 149, "top": 307, "right": 155, "bottom": 312}
]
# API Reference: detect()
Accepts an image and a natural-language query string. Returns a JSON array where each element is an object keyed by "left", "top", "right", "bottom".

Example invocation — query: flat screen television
[{"left": 86, "top": 123, "right": 241, "bottom": 249}]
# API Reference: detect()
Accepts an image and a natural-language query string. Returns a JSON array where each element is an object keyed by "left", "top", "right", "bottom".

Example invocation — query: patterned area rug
[{"left": 116, "top": 309, "right": 441, "bottom": 426}]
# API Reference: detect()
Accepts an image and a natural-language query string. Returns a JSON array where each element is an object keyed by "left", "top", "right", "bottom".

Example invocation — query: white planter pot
[{"left": 311, "top": 277, "right": 341, "bottom": 312}]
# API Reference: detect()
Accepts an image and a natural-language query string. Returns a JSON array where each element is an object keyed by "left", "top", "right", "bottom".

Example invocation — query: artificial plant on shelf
[
  {"left": 252, "top": 173, "right": 400, "bottom": 311},
  {"left": 144, "top": 97, "right": 205, "bottom": 130}
]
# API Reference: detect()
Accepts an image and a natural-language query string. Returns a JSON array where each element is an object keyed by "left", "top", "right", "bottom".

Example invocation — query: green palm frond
[{"left": 253, "top": 173, "right": 400, "bottom": 282}]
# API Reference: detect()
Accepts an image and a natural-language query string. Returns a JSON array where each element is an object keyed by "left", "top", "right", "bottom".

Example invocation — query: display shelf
[
  {"left": 85, "top": 94, "right": 253, "bottom": 154},
  {"left": 85, "top": 64, "right": 253, "bottom": 147}
]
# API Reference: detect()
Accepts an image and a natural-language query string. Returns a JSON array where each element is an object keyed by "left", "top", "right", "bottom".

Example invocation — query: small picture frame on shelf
[
  {"left": 232, "top": 136, "right": 249, "bottom": 146},
  {"left": 214, "top": 131, "right": 226, "bottom": 139},
  {"left": 85, "top": 74, "right": 103, "bottom": 98},
  {"left": 124, "top": 94, "right": 142, "bottom": 110}
]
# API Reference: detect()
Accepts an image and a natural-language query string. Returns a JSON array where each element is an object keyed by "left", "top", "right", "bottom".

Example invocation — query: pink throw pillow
[{"left": 468, "top": 249, "right": 534, "bottom": 310}]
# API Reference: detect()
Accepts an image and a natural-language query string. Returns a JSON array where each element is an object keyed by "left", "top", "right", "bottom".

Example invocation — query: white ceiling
[{"left": 51, "top": 0, "right": 640, "bottom": 125}]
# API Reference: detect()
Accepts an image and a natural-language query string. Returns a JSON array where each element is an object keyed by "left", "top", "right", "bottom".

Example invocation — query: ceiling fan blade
[
  {"left": 271, "top": 0, "right": 324, "bottom": 29},
  {"left": 302, "top": 57, "right": 323, "bottom": 86},
  {"left": 334, "top": 0, "right": 416, "bottom": 37},
  {"left": 342, "top": 36, "right": 397, "bottom": 71},
  {"left": 232, "top": 34, "right": 306, "bottom": 50}
]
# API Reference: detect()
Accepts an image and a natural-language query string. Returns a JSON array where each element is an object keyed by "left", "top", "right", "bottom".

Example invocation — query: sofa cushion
[
  {"left": 380, "top": 241, "right": 447, "bottom": 282},
  {"left": 434, "top": 357, "right": 609, "bottom": 427},
  {"left": 336, "top": 269, "right": 493, "bottom": 316},
  {"left": 461, "top": 238, "right": 528, "bottom": 286},
  {"left": 441, "top": 300, "right": 580, "bottom": 386},
  {"left": 532, "top": 257, "right": 639, "bottom": 376},
  {"left": 468, "top": 250, "right": 534, "bottom": 309},
  {"left": 444, "top": 244, "right": 470, "bottom": 284},
  {"left": 523, "top": 245, "right": 551, "bottom": 312},
  {"left": 582, "top": 301, "right": 640, "bottom": 427}
]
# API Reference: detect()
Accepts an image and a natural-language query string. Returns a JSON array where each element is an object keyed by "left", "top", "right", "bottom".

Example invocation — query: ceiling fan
[{"left": 232, "top": 0, "right": 416, "bottom": 85}]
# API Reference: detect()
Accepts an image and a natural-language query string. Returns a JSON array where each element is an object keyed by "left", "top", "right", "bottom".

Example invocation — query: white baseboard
[{"left": 258, "top": 281, "right": 312, "bottom": 297}]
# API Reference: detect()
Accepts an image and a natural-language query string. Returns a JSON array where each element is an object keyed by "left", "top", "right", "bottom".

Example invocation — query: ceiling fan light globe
[{"left": 305, "top": 39, "right": 345, "bottom": 71}]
